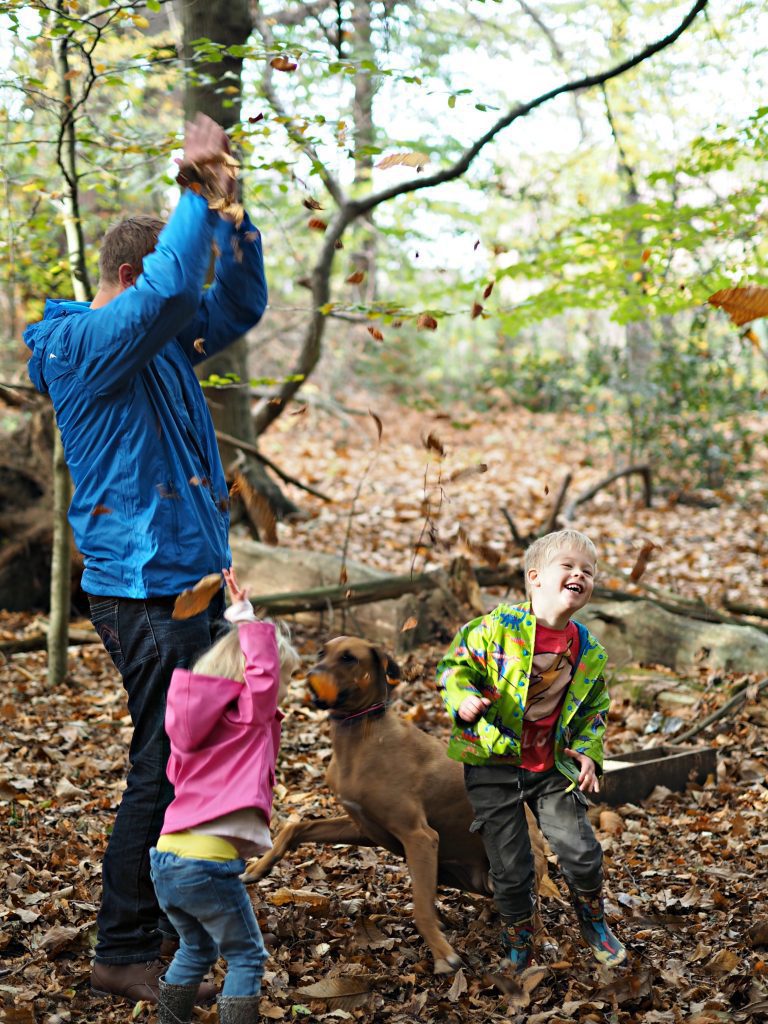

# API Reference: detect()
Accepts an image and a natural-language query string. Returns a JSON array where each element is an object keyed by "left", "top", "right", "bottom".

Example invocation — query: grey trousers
[{"left": 464, "top": 764, "right": 604, "bottom": 920}]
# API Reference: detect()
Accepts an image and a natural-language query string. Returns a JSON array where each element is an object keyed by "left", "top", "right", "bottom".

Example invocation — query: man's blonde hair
[
  {"left": 523, "top": 529, "right": 597, "bottom": 598},
  {"left": 192, "top": 620, "right": 300, "bottom": 700}
]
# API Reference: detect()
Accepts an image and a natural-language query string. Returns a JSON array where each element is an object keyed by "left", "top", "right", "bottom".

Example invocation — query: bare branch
[{"left": 349, "top": 0, "right": 709, "bottom": 219}]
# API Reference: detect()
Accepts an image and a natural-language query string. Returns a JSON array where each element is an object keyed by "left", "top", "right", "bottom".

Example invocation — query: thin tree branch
[{"left": 348, "top": 0, "right": 709, "bottom": 219}]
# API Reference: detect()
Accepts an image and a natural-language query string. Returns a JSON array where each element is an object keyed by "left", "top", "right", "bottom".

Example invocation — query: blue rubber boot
[
  {"left": 572, "top": 889, "right": 626, "bottom": 966},
  {"left": 501, "top": 915, "right": 534, "bottom": 972}
]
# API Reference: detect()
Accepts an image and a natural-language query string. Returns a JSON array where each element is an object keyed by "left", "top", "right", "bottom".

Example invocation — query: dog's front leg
[
  {"left": 242, "top": 816, "right": 374, "bottom": 884},
  {"left": 399, "top": 820, "right": 463, "bottom": 975}
]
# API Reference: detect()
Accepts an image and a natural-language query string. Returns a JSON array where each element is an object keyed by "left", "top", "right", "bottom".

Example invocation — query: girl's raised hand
[{"left": 223, "top": 566, "right": 248, "bottom": 604}]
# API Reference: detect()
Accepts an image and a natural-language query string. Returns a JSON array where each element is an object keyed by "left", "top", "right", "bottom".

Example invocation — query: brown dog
[{"left": 244, "top": 636, "right": 547, "bottom": 974}]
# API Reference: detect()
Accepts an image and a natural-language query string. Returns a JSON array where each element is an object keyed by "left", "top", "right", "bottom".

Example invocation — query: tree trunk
[{"left": 180, "top": 0, "right": 299, "bottom": 521}]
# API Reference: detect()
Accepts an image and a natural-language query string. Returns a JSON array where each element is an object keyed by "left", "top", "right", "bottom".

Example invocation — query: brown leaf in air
[
  {"left": 417, "top": 313, "right": 438, "bottom": 330},
  {"left": 302, "top": 197, "right": 323, "bottom": 211},
  {"left": 307, "top": 217, "right": 328, "bottom": 231},
  {"left": 368, "top": 409, "right": 383, "bottom": 441},
  {"left": 346, "top": 270, "right": 365, "bottom": 284},
  {"left": 629, "top": 540, "right": 658, "bottom": 582},
  {"left": 270, "top": 56, "right": 298, "bottom": 72},
  {"left": 708, "top": 285, "right": 768, "bottom": 326},
  {"left": 339, "top": 565, "right": 348, "bottom": 586},
  {"left": 423, "top": 432, "right": 445, "bottom": 457},
  {"left": 172, "top": 573, "right": 223, "bottom": 620},
  {"left": 367, "top": 325, "right": 384, "bottom": 341},
  {"left": 375, "top": 151, "right": 429, "bottom": 171},
  {"left": 400, "top": 616, "right": 418, "bottom": 632},
  {"left": 448, "top": 463, "right": 488, "bottom": 482},
  {"left": 193, "top": 337, "right": 206, "bottom": 355},
  {"left": 290, "top": 405, "right": 308, "bottom": 417},
  {"left": 248, "top": 113, "right": 264, "bottom": 123},
  {"left": 334, "top": 239, "right": 344, "bottom": 249},
  {"left": 641, "top": 248, "right": 652, "bottom": 262},
  {"left": 230, "top": 471, "right": 278, "bottom": 545},
  {"left": 471, "top": 302, "right": 483, "bottom": 319},
  {"left": 483, "top": 280, "right": 494, "bottom": 299},
  {"left": 91, "top": 504, "right": 112, "bottom": 516}
]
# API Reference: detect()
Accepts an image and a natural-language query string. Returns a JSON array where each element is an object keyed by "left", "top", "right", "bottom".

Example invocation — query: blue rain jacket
[{"left": 24, "top": 190, "right": 267, "bottom": 598}]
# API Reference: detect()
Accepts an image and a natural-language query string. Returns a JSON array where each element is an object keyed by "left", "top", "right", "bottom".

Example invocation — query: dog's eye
[{"left": 340, "top": 651, "right": 357, "bottom": 664}]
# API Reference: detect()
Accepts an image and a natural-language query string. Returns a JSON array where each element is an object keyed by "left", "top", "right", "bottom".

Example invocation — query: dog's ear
[
  {"left": 369, "top": 645, "right": 401, "bottom": 687},
  {"left": 382, "top": 653, "right": 401, "bottom": 686}
]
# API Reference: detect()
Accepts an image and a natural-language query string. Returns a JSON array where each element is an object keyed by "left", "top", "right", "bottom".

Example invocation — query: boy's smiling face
[{"left": 527, "top": 544, "right": 596, "bottom": 628}]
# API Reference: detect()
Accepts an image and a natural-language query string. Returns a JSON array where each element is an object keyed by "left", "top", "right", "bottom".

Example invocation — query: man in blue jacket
[{"left": 24, "top": 115, "right": 267, "bottom": 1005}]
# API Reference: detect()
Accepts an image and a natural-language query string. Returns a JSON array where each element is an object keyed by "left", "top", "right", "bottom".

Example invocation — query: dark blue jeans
[
  {"left": 89, "top": 592, "right": 226, "bottom": 965},
  {"left": 150, "top": 850, "right": 268, "bottom": 996}
]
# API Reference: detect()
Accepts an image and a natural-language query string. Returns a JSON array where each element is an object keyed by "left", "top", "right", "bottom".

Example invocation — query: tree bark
[{"left": 180, "top": 0, "right": 299, "bottom": 521}]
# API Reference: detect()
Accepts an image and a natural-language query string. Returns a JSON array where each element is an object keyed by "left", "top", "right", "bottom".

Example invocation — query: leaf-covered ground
[{"left": 1, "top": 403, "right": 767, "bottom": 1023}]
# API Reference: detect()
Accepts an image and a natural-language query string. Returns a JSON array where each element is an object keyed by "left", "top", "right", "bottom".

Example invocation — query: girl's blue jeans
[{"left": 149, "top": 850, "right": 268, "bottom": 997}]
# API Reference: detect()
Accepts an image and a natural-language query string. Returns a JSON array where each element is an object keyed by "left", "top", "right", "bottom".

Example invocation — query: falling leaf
[
  {"left": 449, "top": 463, "right": 488, "bottom": 482},
  {"left": 368, "top": 409, "right": 383, "bottom": 441},
  {"left": 307, "top": 217, "right": 328, "bottom": 231},
  {"left": 248, "top": 113, "right": 264, "bottom": 123},
  {"left": 400, "top": 616, "right": 418, "bottom": 632},
  {"left": 193, "top": 337, "right": 206, "bottom": 355},
  {"left": 471, "top": 302, "right": 483, "bottom": 319},
  {"left": 629, "top": 540, "right": 658, "bottom": 582},
  {"left": 339, "top": 565, "right": 348, "bottom": 585},
  {"left": 91, "top": 504, "right": 112, "bottom": 516},
  {"left": 346, "top": 271, "right": 365, "bottom": 284},
  {"left": 483, "top": 281, "right": 494, "bottom": 299},
  {"left": 417, "top": 313, "right": 438, "bottom": 330},
  {"left": 270, "top": 56, "right": 298, "bottom": 72},
  {"left": 375, "top": 151, "right": 429, "bottom": 171},
  {"left": 230, "top": 471, "right": 278, "bottom": 545},
  {"left": 742, "top": 327, "right": 762, "bottom": 350},
  {"left": 708, "top": 285, "right": 768, "bottom": 326},
  {"left": 367, "top": 326, "right": 384, "bottom": 341},
  {"left": 422, "top": 432, "right": 445, "bottom": 456},
  {"left": 172, "top": 573, "right": 223, "bottom": 620},
  {"left": 641, "top": 248, "right": 652, "bottom": 262},
  {"left": 302, "top": 197, "right": 324, "bottom": 211},
  {"left": 473, "top": 239, "right": 480, "bottom": 250},
  {"left": 290, "top": 405, "right": 308, "bottom": 417},
  {"left": 334, "top": 239, "right": 344, "bottom": 249}
]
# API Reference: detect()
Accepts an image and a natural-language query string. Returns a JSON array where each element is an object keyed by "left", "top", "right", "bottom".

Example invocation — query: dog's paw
[{"left": 433, "top": 953, "right": 462, "bottom": 975}]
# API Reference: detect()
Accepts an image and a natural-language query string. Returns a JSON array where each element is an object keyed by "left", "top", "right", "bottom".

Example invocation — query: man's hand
[
  {"left": 179, "top": 112, "right": 237, "bottom": 205},
  {"left": 457, "top": 695, "right": 492, "bottom": 724},
  {"left": 564, "top": 748, "right": 599, "bottom": 793}
]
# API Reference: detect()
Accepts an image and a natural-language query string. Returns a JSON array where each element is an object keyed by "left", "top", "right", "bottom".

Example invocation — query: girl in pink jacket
[{"left": 150, "top": 568, "right": 299, "bottom": 1024}]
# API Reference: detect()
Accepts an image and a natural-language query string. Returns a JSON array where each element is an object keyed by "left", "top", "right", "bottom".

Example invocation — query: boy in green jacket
[{"left": 436, "top": 529, "right": 626, "bottom": 970}]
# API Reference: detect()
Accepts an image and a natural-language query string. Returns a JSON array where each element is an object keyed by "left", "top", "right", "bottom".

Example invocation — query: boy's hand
[
  {"left": 457, "top": 695, "right": 492, "bottom": 724},
  {"left": 564, "top": 748, "right": 599, "bottom": 793},
  {"left": 223, "top": 566, "right": 248, "bottom": 604}
]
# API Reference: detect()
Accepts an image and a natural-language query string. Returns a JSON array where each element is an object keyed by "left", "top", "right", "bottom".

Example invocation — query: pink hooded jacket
[{"left": 160, "top": 620, "right": 283, "bottom": 834}]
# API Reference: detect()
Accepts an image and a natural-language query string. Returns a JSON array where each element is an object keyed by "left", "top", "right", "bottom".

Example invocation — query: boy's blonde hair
[
  {"left": 523, "top": 529, "right": 597, "bottom": 598},
  {"left": 192, "top": 620, "right": 300, "bottom": 700}
]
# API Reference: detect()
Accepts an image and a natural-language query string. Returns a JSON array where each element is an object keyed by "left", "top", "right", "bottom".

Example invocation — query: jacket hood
[{"left": 24, "top": 299, "right": 91, "bottom": 395}]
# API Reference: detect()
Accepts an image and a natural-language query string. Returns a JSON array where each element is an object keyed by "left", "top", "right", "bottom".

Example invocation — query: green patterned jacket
[{"left": 436, "top": 603, "right": 610, "bottom": 784}]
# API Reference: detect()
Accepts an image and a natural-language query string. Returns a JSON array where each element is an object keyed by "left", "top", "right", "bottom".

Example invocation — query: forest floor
[{"left": 1, "top": 399, "right": 767, "bottom": 1024}]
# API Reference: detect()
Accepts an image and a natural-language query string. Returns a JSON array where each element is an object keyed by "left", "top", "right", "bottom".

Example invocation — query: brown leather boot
[{"left": 90, "top": 960, "right": 217, "bottom": 1005}]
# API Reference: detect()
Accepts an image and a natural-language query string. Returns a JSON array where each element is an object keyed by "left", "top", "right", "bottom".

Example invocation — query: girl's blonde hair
[
  {"left": 192, "top": 619, "right": 300, "bottom": 699},
  {"left": 523, "top": 529, "right": 597, "bottom": 598}
]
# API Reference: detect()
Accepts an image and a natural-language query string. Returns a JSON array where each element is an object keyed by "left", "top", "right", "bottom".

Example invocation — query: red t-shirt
[{"left": 519, "top": 621, "right": 579, "bottom": 772}]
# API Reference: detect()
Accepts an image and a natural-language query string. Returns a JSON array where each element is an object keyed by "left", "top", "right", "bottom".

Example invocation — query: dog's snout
[{"left": 306, "top": 669, "right": 340, "bottom": 709}]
